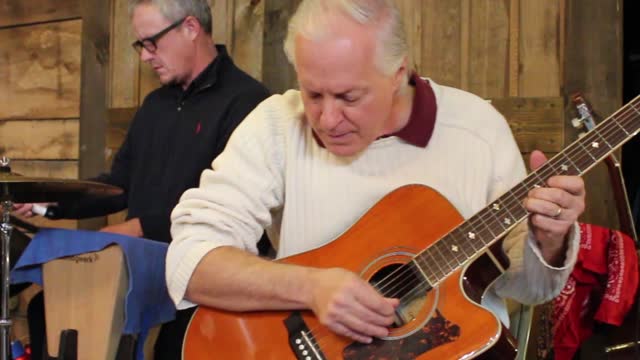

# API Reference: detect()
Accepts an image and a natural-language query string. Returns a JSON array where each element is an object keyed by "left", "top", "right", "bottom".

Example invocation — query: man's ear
[
  {"left": 182, "top": 15, "right": 201, "bottom": 40},
  {"left": 393, "top": 56, "right": 409, "bottom": 92}
]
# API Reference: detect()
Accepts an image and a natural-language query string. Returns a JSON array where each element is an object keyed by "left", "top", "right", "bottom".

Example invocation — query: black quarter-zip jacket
[{"left": 58, "top": 45, "right": 270, "bottom": 243}]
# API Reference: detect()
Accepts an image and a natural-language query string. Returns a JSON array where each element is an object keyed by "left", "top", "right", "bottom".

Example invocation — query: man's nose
[
  {"left": 139, "top": 47, "right": 153, "bottom": 62},
  {"left": 319, "top": 99, "right": 342, "bottom": 128}
]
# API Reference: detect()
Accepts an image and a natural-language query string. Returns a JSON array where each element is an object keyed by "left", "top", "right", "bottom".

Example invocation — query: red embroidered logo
[{"left": 195, "top": 121, "right": 201, "bottom": 134}]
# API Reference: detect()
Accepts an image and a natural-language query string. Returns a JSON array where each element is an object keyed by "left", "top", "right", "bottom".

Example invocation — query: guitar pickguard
[{"left": 343, "top": 309, "right": 460, "bottom": 360}]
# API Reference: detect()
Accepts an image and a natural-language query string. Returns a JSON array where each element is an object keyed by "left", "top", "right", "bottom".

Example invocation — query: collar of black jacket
[{"left": 176, "top": 44, "right": 230, "bottom": 99}]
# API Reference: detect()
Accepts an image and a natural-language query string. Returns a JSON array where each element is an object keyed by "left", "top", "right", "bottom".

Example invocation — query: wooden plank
[
  {"left": 106, "top": 107, "right": 137, "bottom": 165},
  {"left": 490, "top": 97, "right": 564, "bottom": 154},
  {"left": 106, "top": 108, "right": 133, "bottom": 230},
  {"left": 109, "top": 0, "right": 140, "bottom": 108},
  {"left": 518, "top": 0, "right": 561, "bottom": 97},
  {"left": 79, "top": 0, "right": 110, "bottom": 230},
  {"left": 564, "top": 0, "right": 623, "bottom": 229},
  {"left": 508, "top": 0, "right": 520, "bottom": 97},
  {"left": 10, "top": 160, "right": 78, "bottom": 179},
  {"left": 138, "top": 62, "right": 161, "bottom": 101},
  {"left": 0, "top": 0, "right": 81, "bottom": 28},
  {"left": 467, "top": 0, "right": 510, "bottom": 98},
  {"left": 263, "top": 0, "right": 299, "bottom": 93},
  {"left": 459, "top": 0, "right": 470, "bottom": 91},
  {"left": 0, "top": 20, "right": 81, "bottom": 120},
  {"left": 395, "top": 0, "right": 423, "bottom": 76},
  {"left": 420, "top": 1, "right": 463, "bottom": 88},
  {"left": 0, "top": 119, "right": 79, "bottom": 159},
  {"left": 211, "top": 0, "right": 234, "bottom": 47},
  {"left": 231, "top": 0, "right": 265, "bottom": 81}
]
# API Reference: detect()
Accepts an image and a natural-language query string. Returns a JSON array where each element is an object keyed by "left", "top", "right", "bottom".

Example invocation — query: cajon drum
[{"left": 42, "top": 245, "right": 128, "bottom": 360}]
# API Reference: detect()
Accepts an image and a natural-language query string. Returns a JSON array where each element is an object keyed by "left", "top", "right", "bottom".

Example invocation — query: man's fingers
[
  {"left": 328, "top": 322, "right": 373, "bottom": 344},
  {"left": 528, "top": 150, "right": 548, "bottom": 171},
  {"left": 546, "top": 175, "right": 585, "bottom": 196}
]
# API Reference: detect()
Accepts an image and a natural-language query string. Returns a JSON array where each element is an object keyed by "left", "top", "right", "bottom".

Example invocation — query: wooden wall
[
  {"left": 0, "top": 0, "right": 624, "bottom": 230},
  {"left": 0, "top": 0, "right": 81, "bottom": 229}
]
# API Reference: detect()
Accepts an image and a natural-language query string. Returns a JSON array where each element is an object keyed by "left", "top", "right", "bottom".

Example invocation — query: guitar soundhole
[{"left": 368, "top": 262, "right": 432, "bottom": 328}]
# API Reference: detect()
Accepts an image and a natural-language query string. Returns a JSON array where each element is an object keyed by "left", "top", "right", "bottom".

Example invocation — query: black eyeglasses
[{"left": 131, "top": 17, "right": 186, "bottom": 54}]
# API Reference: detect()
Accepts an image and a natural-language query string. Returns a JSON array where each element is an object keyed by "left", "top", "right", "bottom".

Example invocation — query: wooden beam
[
  {"left": 519, "top": 0, "right": 562, "bottom": 97},
  {"left": 78, "top": 0, "right": 111, "bottom": 229},
  {"left": 106, "top": 107, "right": 137, "bottom": 166},
  {"left": 394, "top": 0, "right": 423, "bottom": 77},
  {"left": 231, "top": 0, "right": 265, "bottom": 81},
  {"left": 467, "top": 0, "right": 510, "bottom": 98},
  {"left": 0, "top": 0, "right": 81, "bottom": 28},
  {"left": 420, "top": 1, "right": 463, "bottom": 88},
  {"left": 211, "top": 0, "right": 234, "bottom": 47},
  {"left": 109, "top": 0, "right": 140, "bottom": 108},
  {"left": 508, "top": 0, "right": 520, "bottom": 97},
  {"left": 263, "top": 0, "right": 299, "bottom": 93},
  {"left": 564, "top": 0, "right": 623, "bottom": 229}
]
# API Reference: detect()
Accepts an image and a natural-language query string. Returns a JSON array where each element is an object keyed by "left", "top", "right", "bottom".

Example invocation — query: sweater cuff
[{"left": 526, "top": 222, "right": 580, "bottom": 270}]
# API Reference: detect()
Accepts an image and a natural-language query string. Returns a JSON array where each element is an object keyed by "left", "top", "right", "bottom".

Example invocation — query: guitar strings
[{"left": 301, "top": 98, "right": 640, "bottom": 357}]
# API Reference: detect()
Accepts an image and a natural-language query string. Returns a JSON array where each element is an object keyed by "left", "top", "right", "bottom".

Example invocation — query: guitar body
[{"left": 183, "top": 185, "right": 517, "bottom": 359}]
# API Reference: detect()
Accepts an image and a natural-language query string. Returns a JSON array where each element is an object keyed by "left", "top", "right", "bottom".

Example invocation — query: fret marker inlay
[
  {"left": 504, "top": 218, "right": 512, "bottom": 225},
  {"left": 561, "top": 164, "right": 568, "bottom": 172},
  {"left": 467, "top": 232, "right": 476, "bottom": 240},
  {"left": 451, "top": 245, "right": 459, "bottom": 252},
  {"left": 492, "top": 203, "right": 500, "bottom": 211},
  {"left": 592, "top": 142, "right": 600, "bottom": 148}
]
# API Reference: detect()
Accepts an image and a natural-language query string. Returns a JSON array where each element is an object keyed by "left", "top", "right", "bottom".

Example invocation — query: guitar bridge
[{"left": 283, "top": 312, "right": 326, "bottom": 360}]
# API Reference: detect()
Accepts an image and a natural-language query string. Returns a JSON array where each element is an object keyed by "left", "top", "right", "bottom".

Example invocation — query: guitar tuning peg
[{"left": 571, "top": 117, "right": 584, "bottom": 129}]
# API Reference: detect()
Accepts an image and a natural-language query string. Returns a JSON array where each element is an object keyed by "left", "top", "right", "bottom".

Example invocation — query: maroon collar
[{"left": 311, "top": 73, "right": 437, "bottom": 148}]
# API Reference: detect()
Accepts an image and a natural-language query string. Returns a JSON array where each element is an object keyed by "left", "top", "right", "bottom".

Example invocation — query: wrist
[
  {"left": 301, "top": 267, "right": 322, "bottom": 309},
  {"left": 538, "top": 237, "right": 568, "bottom": 267},
  {"left": 130, "top": 218, "right": 144, "bottom": 237}
]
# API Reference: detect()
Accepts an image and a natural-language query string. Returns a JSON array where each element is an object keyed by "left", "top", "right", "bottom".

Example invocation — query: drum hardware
[{"left": 0, "top": 156, "right": 122, "bottom": 360}]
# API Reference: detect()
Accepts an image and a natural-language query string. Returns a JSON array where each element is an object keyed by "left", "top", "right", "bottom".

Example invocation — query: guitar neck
[{"left": 413, "top": 95, "right": 640, "bottom": 286}]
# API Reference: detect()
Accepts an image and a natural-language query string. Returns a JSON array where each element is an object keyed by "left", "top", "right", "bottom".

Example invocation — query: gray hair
[
  {"left": 129, "top": 0, "right": 213, "bottom": 35},
  {"left": 283, "top": 0, "right": 408, "bottom": 76}
]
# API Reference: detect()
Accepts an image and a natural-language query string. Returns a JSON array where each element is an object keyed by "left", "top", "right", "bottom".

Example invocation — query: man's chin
[
  {"left": 325, "top": 143, "right": 363, "bottom": 157},
  {"left": 159, "top": 77, "right": 177, "bottom": 86}
]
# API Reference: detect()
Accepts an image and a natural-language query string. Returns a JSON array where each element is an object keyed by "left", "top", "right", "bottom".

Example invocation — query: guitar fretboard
[{"left": 411, "top": 95, "right": 640, "bottom": 287}]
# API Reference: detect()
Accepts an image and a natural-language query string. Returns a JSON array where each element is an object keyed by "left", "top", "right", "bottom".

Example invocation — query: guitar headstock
[{"left": 570, "top": 92, "right": 597, "bottom": 132}]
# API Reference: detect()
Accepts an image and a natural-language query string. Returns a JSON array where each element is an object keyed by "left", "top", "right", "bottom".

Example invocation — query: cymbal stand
[{"left": 0, "top": 157, "right": 13, "bottom": 360}]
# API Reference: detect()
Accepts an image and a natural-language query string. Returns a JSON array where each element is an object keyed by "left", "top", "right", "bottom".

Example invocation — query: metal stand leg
[{"left": 0, "top": 200, "right": 13, "bottom": 360}]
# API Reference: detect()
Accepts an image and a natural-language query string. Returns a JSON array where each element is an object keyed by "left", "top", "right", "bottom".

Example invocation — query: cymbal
[{"left": 0, "top": 172, "right": 123, "bottom": 203}]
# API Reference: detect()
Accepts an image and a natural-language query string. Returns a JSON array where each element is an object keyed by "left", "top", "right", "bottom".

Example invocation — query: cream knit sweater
[{"left": 167, "top": 80, "right": 578, "bottom": 325}]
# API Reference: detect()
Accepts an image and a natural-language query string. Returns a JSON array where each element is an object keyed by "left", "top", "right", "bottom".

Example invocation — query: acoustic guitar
[{"left": 182, "top": 95, "right": 640, "bottom": 360}]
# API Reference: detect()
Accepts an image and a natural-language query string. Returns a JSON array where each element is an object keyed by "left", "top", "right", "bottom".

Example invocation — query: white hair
[{"left": 283, "top": 0, "right": 408, "bottom": 76}]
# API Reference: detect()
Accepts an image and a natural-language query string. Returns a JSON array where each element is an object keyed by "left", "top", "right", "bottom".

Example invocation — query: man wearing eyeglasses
[{"left": 15, "top": 0, "right": 270, "bottom": 358}]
